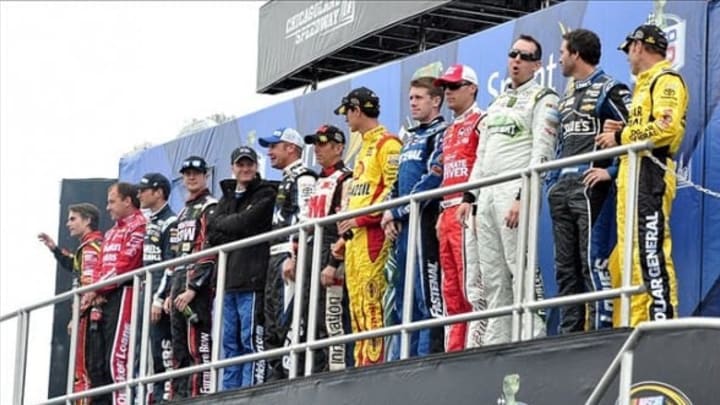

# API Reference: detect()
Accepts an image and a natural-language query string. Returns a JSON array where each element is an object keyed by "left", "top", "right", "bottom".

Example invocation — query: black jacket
[{"left": 208, "top": 176, "right": 277, "bottom": 292}]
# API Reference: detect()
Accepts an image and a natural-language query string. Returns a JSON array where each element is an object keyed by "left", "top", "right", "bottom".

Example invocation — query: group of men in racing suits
[{"left": 51, "top": 22, "right": 688, "bottom": 402}]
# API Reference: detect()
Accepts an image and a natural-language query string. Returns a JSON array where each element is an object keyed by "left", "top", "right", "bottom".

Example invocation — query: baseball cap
[
  {"left": 618, "top": 24, "right": 668, "bottom": 54},
  {"left": 231, "top": 146, "right": 258, "bottom": 164},
  {"left": 304, "top": 124, "right": 346, "bottom": 145},
  {"left": 179, "top": 155, "right": 208, "bottom": 174},
  {"left": 434, "top": 64, "right": 478, "bottom": 86},
  {"left": 137, "top": 173, "right": 171, "bottom": 197},
  {"left": 258, "top": 128, "right": 304, "bottom": 148},
  {"left": 333, "top": 87, "right": 380, "bottom": 115}
]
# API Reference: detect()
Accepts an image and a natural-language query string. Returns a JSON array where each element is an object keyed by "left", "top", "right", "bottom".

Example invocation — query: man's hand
[
  {"left": 150, "top": 305, "right": 163, "bottom": 323},
  {"left": 596, "top": 119, "right": 624, "bottom": 149},
  {"left": 38, "top": 232, "right": 57, "bottom": 250},
  {"left": 331, "top": 238, "right": 346, "bottom": 260},
  {"left": 320, "top": 265, "right": 339, "bottom": 287},
  {"left": 380, "top": 210, "right": 394, "bottom": 230},
  {"left": 383, "top": 221, "right": 401, "bottom": 241},
  {"left": 337, "top": 218, "right": 358, "bottom": 235},
  {"left": 282, "top": 257, "right": 296, "bottom": 282},
  {"left": 80, "top": 291, "right": 97, "bottom": 312},
  {"left": 583, "top": 168, "right": 611, "bottom": 188},
  {"left": 505, "top": 200, "right": 521, "bottom": 229},
  {"left": 174, "top": 289, "right": 197, "bottom": 312},
  {"left": 455, "top": 202, "right": 472, "bottom": 225},
  {"left": 163, "top": 297, "right": 172, "bottom": 314},
  {"left": 603, "top": 119, "right": 624, "bottom": 133}
]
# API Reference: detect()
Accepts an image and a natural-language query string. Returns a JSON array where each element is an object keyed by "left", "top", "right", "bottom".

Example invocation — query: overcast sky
[{"left": 0, "top": 2, "right": 305, "bottom": 402}]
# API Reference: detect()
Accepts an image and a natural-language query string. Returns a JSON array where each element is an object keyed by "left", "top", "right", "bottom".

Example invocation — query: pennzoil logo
[{"left": 616, "top": 381, "right": 693, "bottom": 405}]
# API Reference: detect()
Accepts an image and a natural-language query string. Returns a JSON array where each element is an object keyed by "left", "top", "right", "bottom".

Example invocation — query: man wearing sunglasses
[
  {"left": 380, "top": 75, "right": 447, "bottom": 360},
  {"left": 548, "top": 29, "right": 632, "bottom": 334},
  {"left": 258, "top": 128, "right": 317, "bottom": 380},
  {"left": 433, "top": 64, "right": 485, "bottom": 350},
  {"left": 334, "top": 86, "right": 402, "bottom": 366},
  {"left": 597, "top": 24, "right": 687, "bottom": 326},
  {"left": 459, "top": 34, "right": 560, "bottom": 345},
  {"left": 165, "top": 155, "right": 218, "bottom": 398}
]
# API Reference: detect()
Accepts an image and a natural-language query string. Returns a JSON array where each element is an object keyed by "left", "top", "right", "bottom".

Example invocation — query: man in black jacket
[{"left": 207, "top": 146, "right": 276, "bottom": 389}]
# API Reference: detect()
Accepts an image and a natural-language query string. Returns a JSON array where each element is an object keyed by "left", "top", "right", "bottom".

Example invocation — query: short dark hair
[
  {"left": 641, "top": 42, "right": 666, "bottom": 58},
  {"left": 359, "top": 106, "right": 380, "bottom": 119},
  {"left": 562, "top": 29, "right": 601, "bottom": 66},
  {"left": 110, "top": 182, "right": 140, "bottom": 209},
  {"left": 517, "top": 34, "right": 543, "bottom": 60},
  {"left": 68, "top": 203, "right": 101, "bottom": 231},
  {"left": 410, "top": 77, "right": 444, "bottom": 106}
]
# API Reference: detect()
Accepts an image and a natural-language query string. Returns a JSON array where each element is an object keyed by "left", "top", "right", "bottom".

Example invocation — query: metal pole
[
  {"left": 289, "top": 229, "right": 308, "bottom": 379},
  {"left": 65, "top": 285, "right": 80, "bottom": 400},
  {"left": 512, "top": 173, "right": 531, "bottom": 342},
  {"left": 137, "top": 270, "right": 153, "bottom": 403},
  {"left": 210, "top": 250, "right": 228, "bottom": 392},
  {"left": 304, "top": 224, "right": 324, "bottom": 375},
  {"left": 522, "top": 170, "right": 542, "bottom": 340},
  {"left": 618, "top": 350, "right": 634, "bottom": 405},
  {"left": 125, "top": 276, "right": 142, "bottom": 404},
  {"left": 400, "top": 199, "right": 420, "bottom": 360},
  {"left": 621, "top": 150, "right": 639, "bottom": 327},
  {"left": 13, "top": 311, "right": 29, "bottom": 405}
]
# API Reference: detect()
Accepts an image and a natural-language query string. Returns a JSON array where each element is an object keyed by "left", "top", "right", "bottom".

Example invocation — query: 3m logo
[{"left": 285, "top": 1, "right": 356, "bottom": 45}]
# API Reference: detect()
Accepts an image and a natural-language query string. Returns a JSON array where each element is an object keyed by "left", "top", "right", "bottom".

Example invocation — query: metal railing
[{"left": 0, "top": 141, "right": 653, "bottom": 405}]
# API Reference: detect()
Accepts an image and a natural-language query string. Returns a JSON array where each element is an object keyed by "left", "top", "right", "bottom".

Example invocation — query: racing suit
[
  {"left": 612, "top": 59, "right": 687, "bottom": 326},
  {"left": 463, "top": 79, "right": 559, "bottom": 345},
  {"left": 383, "top": 116, "right": 446, "bottom": 360},
  {"left": 88, "top": 210, "right": 146, "bottom": 405},
  {"left": 345, "top": 125, "right": 401, "bottom": 366},
  {"left": 307, "top": 160, "right": 354, "bottom": 370},
  {"left": 263, "top": 159, "right": 317, "bottom": 380},
  {"left": 167, "top": 189, "right": 217, "bottom": 398},
  {"left": 208, "top": 176, "right": 276, "bottom": 389},
  {"left": 52, "top": 230, "right": 102, "bottom": 403},
  {"left": 143, "top": 203, "right": 176, "bottom": 402},
  {"left": 547, "top": 69, "right": 631, "bottom": 333},
  {"left": 436, "top": 105, "right": 483, "bottom": 351}
]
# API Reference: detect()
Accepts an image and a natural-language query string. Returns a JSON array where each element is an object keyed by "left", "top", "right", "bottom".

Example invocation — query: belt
[
  {"left": 440, "top": 197, "right": 463, "bottom": 209},
  {"left": 270, "top": 242, "right": 294, "bottom": 256}
]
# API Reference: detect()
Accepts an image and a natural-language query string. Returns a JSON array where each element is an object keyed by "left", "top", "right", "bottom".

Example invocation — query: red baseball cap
[{"left": 434, "top": 64, "right": 478, "bottom": 86}]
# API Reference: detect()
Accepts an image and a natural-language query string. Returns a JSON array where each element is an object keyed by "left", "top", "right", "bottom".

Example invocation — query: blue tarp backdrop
[{"left": 119, "top": 1, "right": 719, "bottom": 325}]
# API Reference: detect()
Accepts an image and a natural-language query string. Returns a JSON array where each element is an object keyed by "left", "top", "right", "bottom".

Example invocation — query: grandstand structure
[{"left": 2, "top": 1, "right": 719, "bottom": 404}]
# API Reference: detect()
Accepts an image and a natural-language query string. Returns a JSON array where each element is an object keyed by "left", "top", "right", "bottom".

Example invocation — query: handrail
[
  {"left": 0, "top": 141, "right": 654, "bottom": 405},
  {"left": 585, "top": 318, "right": 720, "bottom": 405}
]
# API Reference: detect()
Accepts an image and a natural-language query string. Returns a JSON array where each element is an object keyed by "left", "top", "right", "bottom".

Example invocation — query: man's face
[
  {"left": 137, "top": 187, "right": 161, "bottom": 209},
  {"left": 313, "top": 141, "right": 343, "bottom": 169},
  {"left": 106, "top": 186, "right": 131, "bottom": 221},
  {"left": 559, "top": 39, "right": 576, "bottom": 78},
  {"left": 409, "top": 86, "right": 439, "bottom": 123},
  {"left": 182, "top": 169, "right": 207, "bottom": 194},
  {"left": 267, "top": 142, "right": 295, "bottom": 169},
  {"left": 443, "top": 81, "right": 476, "bottom": 114},
  {"left": 343, "top": 107, "right": 361, "bottom": 132},
  {"left": 232, "top": 158, "right": 257, "bottom": 185},
  {"left": 627, "top": 40, "right": 643, "bottom": 76},
  {"left": 66, "top": 210, "right": 90, "bottom": 237},
  {"left": 508, "top": 39, "right": 541, "bottom": 86}
]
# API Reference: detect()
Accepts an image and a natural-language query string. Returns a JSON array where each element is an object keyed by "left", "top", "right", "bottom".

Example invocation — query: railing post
[
  {"left": 210, "top": 250, "right": 228, "bottom": 392},
  {"left": 618, "top": 350, "right": 634, "bottom": 405},
  {"left": 621, "top": 150, "right": 640, "bottom": 327},
  {"left": 400, "top": 199, "right": 420, "bottom": 360},
  {"left": 304, "top": 224, "right": 324, "bottom": 375},
  {"left": 125, "top": 275, "right": 142, "bottom": 404},
  {"left": 13, "top": 310, "right": 30, "bottom": 405},
  {"left": 289, "top": 228, "right": 309, "bottom": 379},
  {"left": 521, "top": 169, "right": 542, "bottom": 340},
  {"left": 65, "top": 283, "right": 80, "bottom": 403},
  {"left": 512, "top": 173, "right": 531, "bottom": 342},
  {"left": 137, "top": 270, "right": 153, "bottom": 403}
]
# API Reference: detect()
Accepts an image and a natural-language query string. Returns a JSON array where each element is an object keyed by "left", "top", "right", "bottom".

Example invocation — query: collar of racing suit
[
  {"left": 149, "top": 202, "right": 170, "bottom": 220},
  {"left": 116, "top": 209, "right": 143, "bottom": 227},
  {"left": 361, "top": 125, "right": 388, "bottom": 142},
  {"left": 185, "top": 188, "right": 211, "bottom": 204},
  {"left": 574, "top": 68, "right": 605, "bottom": 90},
  {"left": 452, "top": 102, "right": 480, "bottom": 123},
  {"left": 637, "top": 59, "right": 672, "bottom": 83},
  {"left": 81, "top": 230, "right": 103, "bottom": 244},
  {"left": 505, "top": 77, "right": 538, "bottom": 94},
  {"left": 321, "top": 160, "right": 347, "bottom": 177},
  {"left": 283, "top": 158, "right": 305, "bottom": 176},
  {"left": 409, "top": 115, "right": 445, "bottom": 132}
]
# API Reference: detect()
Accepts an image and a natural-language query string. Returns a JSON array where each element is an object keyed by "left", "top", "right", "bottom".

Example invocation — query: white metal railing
[{"left": 0, "top": 141, "right": 653, "bottom": 405}]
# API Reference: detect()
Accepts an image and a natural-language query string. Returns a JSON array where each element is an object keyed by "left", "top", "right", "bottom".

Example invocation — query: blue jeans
[{"left": 222, "top": 291, "right": 265, "bottom": 390}]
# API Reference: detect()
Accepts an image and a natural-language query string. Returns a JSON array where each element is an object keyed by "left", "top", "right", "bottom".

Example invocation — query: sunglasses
[
  {"left": 444, "top": 81, "right": 472, "bottom": 91},
  {"left": 182, "top": 160, "right": 205, "bottom": 169},
  {"left": 508, "top": 49, "right": 539, "bottom": 61}
]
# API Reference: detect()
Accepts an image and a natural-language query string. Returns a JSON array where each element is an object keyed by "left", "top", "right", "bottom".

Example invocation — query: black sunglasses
[
  {"left": 444, "top": 81, "right": 472, "bottom": 91},
  {"left": 508, "top": 49, "right": 539, "bottom": 61}
]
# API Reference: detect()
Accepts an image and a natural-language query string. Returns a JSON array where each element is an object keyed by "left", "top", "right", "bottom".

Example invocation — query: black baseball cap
[
  {"left": 618, "top": 24, "right": 668, "bottom": 55},
  {"left": 231, "top": 146, "right": 258, "bottom": 164},
  {"left": 333, "top": 86, "right": 380, "bottom": 115},
  {"left": 137, "top": 173, "right": 171, "bottom": 197},
  {"left": 179, "top": 155, "right": 208, "bottom": 174},
  {"left": 304, "top": 124, "right": 346, "bottom": 145}
]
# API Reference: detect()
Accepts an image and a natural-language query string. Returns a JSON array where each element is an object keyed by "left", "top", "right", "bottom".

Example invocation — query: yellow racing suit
[{"left": 612, "top": 59, "right": 688, "bottom": 326}]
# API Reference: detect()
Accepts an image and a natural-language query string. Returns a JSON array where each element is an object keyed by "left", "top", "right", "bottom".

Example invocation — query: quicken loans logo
[{"left": 285, "top": 1, "right": 355, "bottom": 45}]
